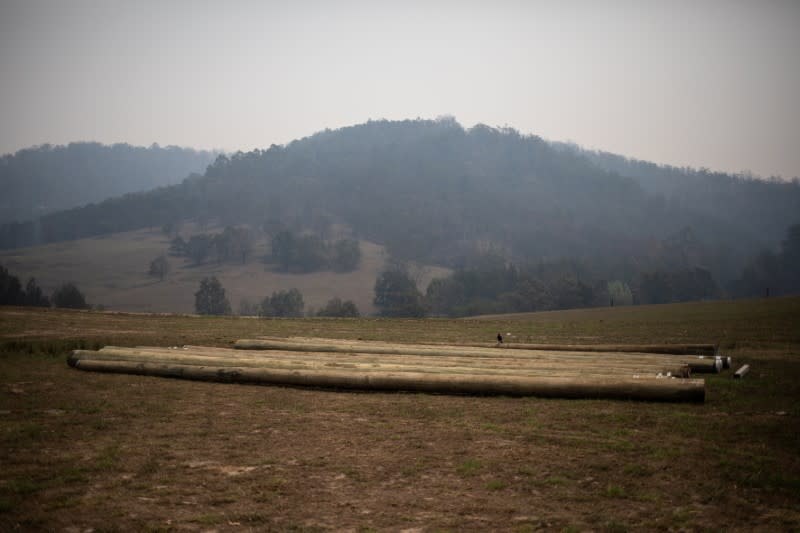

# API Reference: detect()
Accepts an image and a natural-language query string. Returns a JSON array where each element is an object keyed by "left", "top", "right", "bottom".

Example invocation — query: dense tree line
[
  {"left": 203, "top": 279, "right": 360, "bottom": 318},
  {"left": 257, "top": 289, "right": 359, "bottom": 317},
  {"left": 373, "top": 267, "right": 427, "bottom": 317},
  {"left": 260, "top": 288, "right": 305, "bottom": 317},
  {"left": 1, "top": 264, "right": 90, "bottom": 309},
  {"left": 373, "top": 257, "right": 724, "bottom": 318},
  {"left": 268, "top": 230, "right": 361, "bottom": 273},
  {"left": 638, "top": 268, "right": 719, "bottom": 304},
  {"left": 560, "top": 142, "right": 800, "bottom": 271},
  {"left": 0, "top": 265, "right": 50, "bottom": 307},
  {"left": 239, "top": 288, "right": 361, "bottom": 318},
  {"left": 168, "top": 226, "right": 359, "bottom": 273},
  {"left": 170, "top": 226, "right": 254, "bottom": 265},
  {"left": 316, "top": 297, "right": 360, "bottom": 317},
  {"left": 422, "top": 259, "right": 600, "bottom": 317},
  {"left": 728, "top": 224, "right": 800, "bottom": 298},
  {"left": 52, "top": 282, "right": 90, "bottom": 309},
  {"left": 192, "top": 235, "right": 798, "bottom": 319},
  {"left": 0, "top": 142, "right": 215, "bottom": 224}
]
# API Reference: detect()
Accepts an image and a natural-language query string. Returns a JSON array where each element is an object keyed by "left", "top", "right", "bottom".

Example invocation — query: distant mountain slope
[
  {"left": 552, "top": 141, "right": 800, "bottom": 252},
  {"left": 0, "top": 142, "right": 217, "bottom": 223},
  {"left": 1, "top": 118, "right": 798, "bottom": 289}
]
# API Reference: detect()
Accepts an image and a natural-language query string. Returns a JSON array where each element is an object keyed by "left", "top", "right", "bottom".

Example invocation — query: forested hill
[
  {"left": 0, "top": 142, "right": 217, "bottom": 223},
  {"left": 1, "top": 118, "right": 798, "bottom": 292},
  {"left": 552, "top": 141, "right": 800, "bottom": 254}
]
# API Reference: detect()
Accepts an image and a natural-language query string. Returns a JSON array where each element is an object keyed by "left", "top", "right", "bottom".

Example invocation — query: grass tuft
[
  {"left": 486, "top": 479, "right": 507, "bottom": 491},
  {"left": 457, "top": 458, "right": 482, "bottom": 476},
  {"left": 604, "top": 484, "right": 626, "bottom": 498}
]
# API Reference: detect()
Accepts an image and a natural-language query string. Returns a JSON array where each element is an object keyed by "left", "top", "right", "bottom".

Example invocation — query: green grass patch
[
  {"left": 603, "top": 520, "right": 629, "bottom": 533},
  {"left": 9, "top": 422, "right": 46, "bottom": 443},
  {"left": 7, "top": 477, "right": 43, "bottom": 495},
  {"left": 485, "top": 479, "right": 506, "bottom": 490},
  {"left": 53, "top": 465, "right": 89, "bottom": 485},
  {"left": 484, "top": 420, "right": 504, "bottom": 429},
  {"left": 622, "top": 463, "right": 650, "bottom": 477},
  {"left": 235, "top": 512, "right": 270, "bottom": 524},
  {"left": 0, "top": 339, "right": 106, "bottom": 358},
  {"left": 604, "top": 484, "right": 626, "bottom": 498},
  {"left": 0, "top": 497, "right": 14, "bottom": 513},
  {"left": 46, "top": 496, "right": 83, "bottom": 511},
  {"left": 671, "top": 507, "right": 691, "bottom": 525},
  {"left": 95, "top": 445, "right": 121, "bottom": 471},
  {"left": 456, "top": 458, "right": 482, "bottom": 476}
]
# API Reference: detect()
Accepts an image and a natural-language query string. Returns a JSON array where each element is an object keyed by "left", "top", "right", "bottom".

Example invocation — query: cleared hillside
[{"left": 0, "top": 228, "right": 449, "bottom": 314}]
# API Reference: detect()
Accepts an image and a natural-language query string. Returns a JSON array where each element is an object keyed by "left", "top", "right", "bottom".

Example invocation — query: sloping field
[
  {"left": 0, "top": 227, "right": 450, "bottom": 314},
  {"left": 1, "top": 297, "right": 799, "bottom": 531}
]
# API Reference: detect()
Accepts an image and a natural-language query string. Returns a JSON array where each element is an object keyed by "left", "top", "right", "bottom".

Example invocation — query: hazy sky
[{"left": 1, "top": 0, "right": 798, "bottom": 179}]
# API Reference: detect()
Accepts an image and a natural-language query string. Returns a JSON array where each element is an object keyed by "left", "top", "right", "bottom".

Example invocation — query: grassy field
[
  {"left": 1, "top": 297, "right": 799, "bottom": 531},
  {"left": 0, "top": 227, "right": 450, "bottom": 315}
]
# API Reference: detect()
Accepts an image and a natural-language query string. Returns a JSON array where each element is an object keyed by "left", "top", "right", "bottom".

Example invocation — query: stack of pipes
[{"left": 65, "top": 336, "right": 738, "bottom": 403}]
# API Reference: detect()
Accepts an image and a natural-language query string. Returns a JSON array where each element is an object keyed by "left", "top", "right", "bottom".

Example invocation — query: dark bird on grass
[{"left": 497, "top": 333, "right": 503, "bottom": 343}]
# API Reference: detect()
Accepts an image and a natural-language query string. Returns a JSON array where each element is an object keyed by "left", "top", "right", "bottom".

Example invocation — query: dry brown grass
[
  {"left": 1, "top": 298, "right": 799, "bottom": 531},
  {"left": 0, "top": 227, "right": 450, "bottom": 315}
]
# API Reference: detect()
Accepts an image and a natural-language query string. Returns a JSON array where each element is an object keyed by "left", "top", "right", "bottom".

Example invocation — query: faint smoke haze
[{"left": 0, "top": 0, "right": 798, "bottom": 179}]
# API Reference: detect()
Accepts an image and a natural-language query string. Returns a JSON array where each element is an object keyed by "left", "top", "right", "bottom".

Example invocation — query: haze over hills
[
  {"left": 1, "top": 118, "right": 799, "bottom": 314},
  {"left": 0, "top": 142, "right": 217, "bottom": 224}
]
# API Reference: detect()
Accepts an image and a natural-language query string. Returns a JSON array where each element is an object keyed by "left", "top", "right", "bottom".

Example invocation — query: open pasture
[
  {"left": 1, "top": 297, "right": 800, "bottom": 531},
  {"left": 0, "top": 226, "right": 450, "bottom": 315}
]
